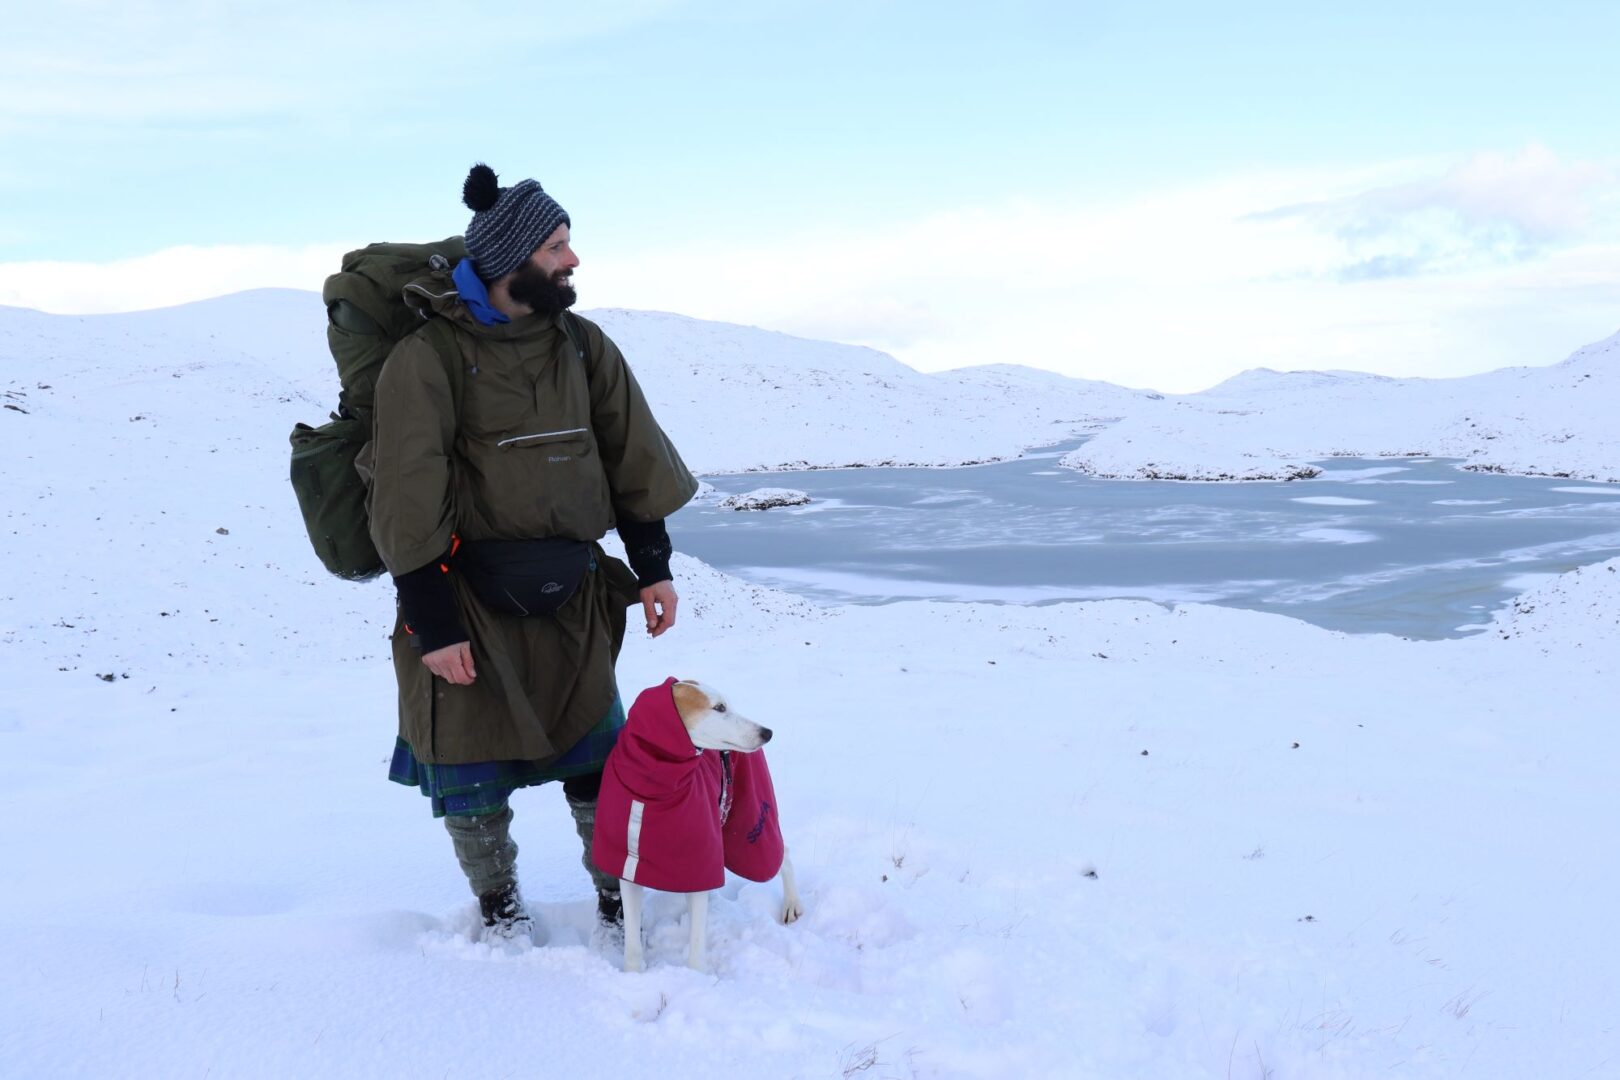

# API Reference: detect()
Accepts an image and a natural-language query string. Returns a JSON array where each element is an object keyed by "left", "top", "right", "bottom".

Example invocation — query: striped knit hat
[{"left": 461, "top": 164, "right": 571, "bottom": 283}]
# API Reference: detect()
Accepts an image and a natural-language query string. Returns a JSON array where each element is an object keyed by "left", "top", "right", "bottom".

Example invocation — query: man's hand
[
  {"left": 422, "top": 641, "right": 477, "bottom": 684},
  {"left": 640, "top": 580, "right": 678, "bottom": 638}
]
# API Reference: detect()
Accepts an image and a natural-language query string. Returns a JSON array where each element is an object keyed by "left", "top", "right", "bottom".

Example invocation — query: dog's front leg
[
  {"left": 621, "top": 879, "right": 645, "bottom": 973},
  {"left": 779, "top": 849, "right": 804, "bottom": 924},
  {"left": 686, "top": 890, "right": 708, "bottom": 971}
]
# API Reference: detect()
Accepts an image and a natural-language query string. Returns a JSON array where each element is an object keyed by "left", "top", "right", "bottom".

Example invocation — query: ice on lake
[{"left": 669, "top": 445, "right": 1620, "bottom": 639}]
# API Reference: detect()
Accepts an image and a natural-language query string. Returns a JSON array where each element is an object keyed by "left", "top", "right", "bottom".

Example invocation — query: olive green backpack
[
  {"left": 288, "top": 238, "right": 467, "bottom": 581},
  {"left": 288, "top": 238, "right": 589, "bottom": 581}
]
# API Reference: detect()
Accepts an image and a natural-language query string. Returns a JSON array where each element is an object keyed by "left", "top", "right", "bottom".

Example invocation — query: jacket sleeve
[
  {"left": 615, "top": 516, "right": 673, "bottom": 588},
  {"left": 392, "top": 549, "right": 468, "bottom": 652},
  {"left": 578, "top": 317, "right": 700, "bottom": 524},
  {"left": 367, "top": 333, "right": 459, "bottom": 577}
]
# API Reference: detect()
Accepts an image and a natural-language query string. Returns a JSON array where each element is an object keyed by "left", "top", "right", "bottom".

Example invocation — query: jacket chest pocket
[
  {"left": 463, "top": 357, "right": 585, "bottom": 445},
  {"left": 456, "top": 340, "right": 583, "bottom": 440},
  {"left": 461, "top": 363, "right": 535, "bottom": 439},
  {"left": 492, "top": 423, "right": 610, "bottom": 538}
]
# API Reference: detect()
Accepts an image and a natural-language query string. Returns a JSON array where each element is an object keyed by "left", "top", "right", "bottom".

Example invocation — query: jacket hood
[
  {"left": 401, "top": 266, "right": 565, "bottom": 343},
  {"left": 612, "top": 678, "right": 704, "bottom": 797}
]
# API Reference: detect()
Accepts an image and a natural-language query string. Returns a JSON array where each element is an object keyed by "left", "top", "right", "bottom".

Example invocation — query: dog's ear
[{"left": 671, "top": 681, "right": 709, "bottom": 719}]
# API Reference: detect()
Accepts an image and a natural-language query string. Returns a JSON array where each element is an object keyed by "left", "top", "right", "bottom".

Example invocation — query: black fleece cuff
[
  {"left": 393, "top": 552, "right": 468, "bottom": 653},
  {"left": 615, "top": 517, "right": 673, "bottom": 590}
]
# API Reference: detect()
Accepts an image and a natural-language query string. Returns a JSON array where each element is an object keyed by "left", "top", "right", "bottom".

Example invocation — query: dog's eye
[{"left": 714, "top": 703, "right": 727, "bottom": 713}]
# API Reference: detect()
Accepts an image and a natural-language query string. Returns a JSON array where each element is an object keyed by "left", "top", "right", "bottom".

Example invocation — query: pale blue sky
[{"left": 4, "top": 0, "right": 1617, "bottom": 390}]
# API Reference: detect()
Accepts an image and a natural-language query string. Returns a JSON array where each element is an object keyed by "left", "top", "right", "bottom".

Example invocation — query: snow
[{"left": 2, "top": 293, "right": 1618, "bottom": 1077}]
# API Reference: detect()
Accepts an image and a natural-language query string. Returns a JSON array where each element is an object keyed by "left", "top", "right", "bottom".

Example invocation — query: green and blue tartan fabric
[{"left": 388, "top": 692, "right": 625, "bottom": 817}]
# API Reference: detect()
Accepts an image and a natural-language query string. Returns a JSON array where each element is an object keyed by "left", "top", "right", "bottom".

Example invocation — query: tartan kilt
[{"left": 388, "top": 691, "right": 625, "bottom": 817}]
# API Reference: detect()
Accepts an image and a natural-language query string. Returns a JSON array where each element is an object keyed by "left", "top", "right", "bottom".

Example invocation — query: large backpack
[
  {"left": 288, "top": 238, "right": 466, "bottom": 581},
  {"left": 288, "top": 238, "right": 586, "bottom": 582}
]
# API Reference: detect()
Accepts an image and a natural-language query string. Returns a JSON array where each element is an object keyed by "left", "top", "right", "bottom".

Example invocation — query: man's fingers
[
  {"left": 422, "top": 642, "right": 476, "bottom": 684},
  {"left": 639, "top": 582, "right": 679, "bottom": 638}
]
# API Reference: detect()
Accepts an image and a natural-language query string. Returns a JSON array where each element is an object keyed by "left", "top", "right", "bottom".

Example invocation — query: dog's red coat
[{"left": 592, "top": 677, "right": 785, "bottom": 892}]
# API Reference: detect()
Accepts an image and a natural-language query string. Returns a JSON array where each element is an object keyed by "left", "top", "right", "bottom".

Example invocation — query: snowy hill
[
  {"left": 573, "top": 308, "right": 1153, "bottom": 471},
  {"left": 1066, "top": 329, "right": 1620, "bottom": 482},
  {"left": 2, "top": 294, "right": 1618, "bottom": 1077},
  {"left": 0, "top": 291, "right": 1149, "bottom": 477}
]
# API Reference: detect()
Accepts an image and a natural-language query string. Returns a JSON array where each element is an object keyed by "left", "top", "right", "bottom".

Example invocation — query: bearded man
[{"left": 368, "top": 164, "right": 697, "bottom": 940}]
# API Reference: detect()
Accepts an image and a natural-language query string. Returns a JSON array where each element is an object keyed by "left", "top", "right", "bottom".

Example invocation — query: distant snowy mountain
[
  {"left": 1067, "top": 329, "right": 1620, "bottom": 482},
  {"left": 580, "top": 308, "right": 1152, "bottom": 470},
  {"left": 1200, "top": 366, "right": 1399, "bottom": 397}
]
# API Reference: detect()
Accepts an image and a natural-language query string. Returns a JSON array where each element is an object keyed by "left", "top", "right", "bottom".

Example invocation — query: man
[{"left": 369, "top": 163, "right": 698, "bottom": 941}]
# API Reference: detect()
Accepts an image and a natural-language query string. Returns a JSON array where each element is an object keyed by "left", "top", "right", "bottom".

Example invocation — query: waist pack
[{"left": 456, "top": 537, "right": 592, "bottom": 616}]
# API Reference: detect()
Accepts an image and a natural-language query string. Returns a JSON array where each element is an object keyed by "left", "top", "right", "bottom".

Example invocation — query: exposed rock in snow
[{"left": 718, "top": 487, "right": 812, "bottom": 510}]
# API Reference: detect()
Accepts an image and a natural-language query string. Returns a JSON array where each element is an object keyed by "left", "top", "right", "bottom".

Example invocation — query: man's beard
[{"left": 507, "top": 264, "right": 576, "bottom": 317}]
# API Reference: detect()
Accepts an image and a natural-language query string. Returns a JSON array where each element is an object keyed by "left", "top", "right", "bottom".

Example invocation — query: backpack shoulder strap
[
  {"left": 560, "top": 311, "right": 590, "bottom": 366},
  {"left": 417, "top": 315, "right": 466, "bottom": 419}
]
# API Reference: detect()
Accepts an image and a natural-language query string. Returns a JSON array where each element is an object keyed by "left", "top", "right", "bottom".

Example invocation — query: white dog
[{"left": 593, "top": 678, "right": 803, "bottom": 972}]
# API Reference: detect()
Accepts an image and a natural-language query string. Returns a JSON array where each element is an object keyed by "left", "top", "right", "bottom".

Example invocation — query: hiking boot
[
  {"left": 591, "top": 887, "right": 625, "bottom": 952},
  {"left": 597, "top": 887, "right": 623, "bottom": 928},
  {"left": 478, "top": 883, "right": 534, "bottom": 942}
]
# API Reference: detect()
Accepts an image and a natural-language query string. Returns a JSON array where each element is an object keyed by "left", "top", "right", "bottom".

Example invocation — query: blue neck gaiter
[{"left": 451, "top": 258, "right": 511, "bottom": 326}]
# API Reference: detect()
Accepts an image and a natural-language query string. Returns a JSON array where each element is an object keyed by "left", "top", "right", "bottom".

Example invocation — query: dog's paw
[{"left": 781, "top": 899, "right": 804, "bottom": 925}]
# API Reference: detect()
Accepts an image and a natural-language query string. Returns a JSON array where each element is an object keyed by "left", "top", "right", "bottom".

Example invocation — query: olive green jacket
[{"left": 368, "top": 273, "right": 697, "bottom": 764}]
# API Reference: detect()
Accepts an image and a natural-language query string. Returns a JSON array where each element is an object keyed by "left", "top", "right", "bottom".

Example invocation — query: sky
[{"left": 2, "top": 0, "right": 1617, "bottom": 392}]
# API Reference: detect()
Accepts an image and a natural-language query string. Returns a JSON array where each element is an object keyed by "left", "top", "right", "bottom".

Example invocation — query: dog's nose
[{"left": 758, "top": 726, "right": 773, "bottom": 744}]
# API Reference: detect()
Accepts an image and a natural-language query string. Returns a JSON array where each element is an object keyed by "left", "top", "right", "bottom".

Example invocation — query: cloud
[
  {"left": 584, "top": 153, "right": 1620, "bottom": 389},
  {"left": 0, "top": 243, "right": 344, "bottom": 312},
  {"left": 1251, "top": 146, "right": 1618, "bottom": 280}
]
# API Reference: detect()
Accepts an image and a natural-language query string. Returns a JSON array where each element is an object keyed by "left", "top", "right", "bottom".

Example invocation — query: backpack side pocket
[{"left": 289, "top": 416, "right": 386, "bottom": 581}]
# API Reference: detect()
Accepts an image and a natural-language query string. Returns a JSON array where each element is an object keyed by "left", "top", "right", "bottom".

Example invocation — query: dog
[{"left": 592, "top": 678, "right": 803, "bottom": 972}]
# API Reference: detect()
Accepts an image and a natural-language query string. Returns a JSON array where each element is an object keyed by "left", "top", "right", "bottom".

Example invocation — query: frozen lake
[{"left": 667, "top": 443, "right": 1620, "bottom": 639}]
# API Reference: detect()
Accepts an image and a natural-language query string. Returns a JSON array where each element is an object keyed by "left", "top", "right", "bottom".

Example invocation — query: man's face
[{"left": 506, "top": 224, "right": 579, "bottom": 316}]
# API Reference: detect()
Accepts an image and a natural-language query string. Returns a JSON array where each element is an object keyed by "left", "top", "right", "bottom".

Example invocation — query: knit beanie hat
[{"left": 461, "top": 163, "right": 571, "bottom": 283}]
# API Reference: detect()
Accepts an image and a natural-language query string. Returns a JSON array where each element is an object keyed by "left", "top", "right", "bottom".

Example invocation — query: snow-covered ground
[{"left": 2, "top": 294, "right": 1617, "bottom": 1077}]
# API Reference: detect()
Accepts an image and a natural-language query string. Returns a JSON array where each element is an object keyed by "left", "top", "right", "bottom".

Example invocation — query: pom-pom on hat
[{"left": 461, "top": 163, "right": 571, "bottom": 283}]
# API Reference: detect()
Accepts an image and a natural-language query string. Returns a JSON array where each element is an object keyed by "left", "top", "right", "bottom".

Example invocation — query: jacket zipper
[{"left": 497, "top": 427, "right": 588, "bottom": 447}]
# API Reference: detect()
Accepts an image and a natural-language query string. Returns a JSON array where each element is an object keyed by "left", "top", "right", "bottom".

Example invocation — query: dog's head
[{"left": 671, "top": 680, "right": 771, "bottom": 752}]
